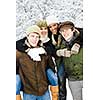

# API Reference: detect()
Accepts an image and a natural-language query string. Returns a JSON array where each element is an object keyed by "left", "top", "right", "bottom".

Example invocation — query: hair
[
  {"left": 59, "top": 21, "right": 75, "bottom": 31},
  {"left": 36, "top": 20, "right": 47, "bottom": 29}
]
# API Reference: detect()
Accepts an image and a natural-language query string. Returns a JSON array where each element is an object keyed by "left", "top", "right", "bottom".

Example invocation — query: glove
[
  {"left": 56, "top": 49, "right": 64, "bottom": 57},
  {"left": 63, "top": 49, "right": 71, "bottom": 57},
  {"left": 56, "top": 48, "right": 71, "bottom": 57},
  {"left": 71, "top": 43, "right": 80, "bottom": 54}
]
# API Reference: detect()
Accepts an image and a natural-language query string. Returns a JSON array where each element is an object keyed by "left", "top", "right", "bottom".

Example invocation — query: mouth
[{"left": 52, "top": 29, "right": 57, "bottom": 33}]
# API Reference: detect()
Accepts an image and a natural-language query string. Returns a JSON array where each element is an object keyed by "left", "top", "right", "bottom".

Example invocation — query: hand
[
  {"left": 63, "top": 50, "right": 71, "bottom": 57},
  {"left": 56, "top": 49, "right": 64, "bottom": 57},
  {"left": 71, "top": 43, "right": 80, "bottom": 54},
  {"left": 56, "top": 48, "right": 71, "bottom": 57}
]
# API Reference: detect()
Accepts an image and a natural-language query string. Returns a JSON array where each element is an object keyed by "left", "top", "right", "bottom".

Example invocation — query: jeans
[
  {"left": 16, "top": 74, "right": 22, "bottom": 95},
  {"left": 23, "top": 90, "right": 51, "bottom": 100},
  {"left": 46, "top": 68, "right": 58, "bottom": 86},
  {"left": 16, "top": 68, "right": 58, "bottom": 95},
  {"left": 58, "top": 63, "right": 65, "bottom": 79},
  {"left": 58, "top": 63, "right": 67, "bottom": 100}
]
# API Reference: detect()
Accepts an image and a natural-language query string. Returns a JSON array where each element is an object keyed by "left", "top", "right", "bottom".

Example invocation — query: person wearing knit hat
[
  {"left": 46, "top": 16, "right": 67, "bottom": 100},
  {"left": 16, "top": 24, "right": 58, "bottom": 100},
  {"left": 26, "top": 25, "right": 41, "bottom": 36},
  {"left": 46, "top": 15, "right": 59, "bottom": 26},
  {"left": 37, "top": 19, "right": 59, "bottom": 100},
  {"left": 46, "top": 15, "right": 61, "bottom": 47},
  {"left": 36, "top": 20, "right": 48, "bottom": 40},
  {"left": 25, "top": 25, "right": 41, "bottom": 48},
  {"left": 37, "top": 20, "right": 47, "bottom": 28},
  {"left": 16, "top": 25, "right": 41, "bottom": 100},
  {"left": 46, "top": 15, "right": 59, "bottom": 35}
]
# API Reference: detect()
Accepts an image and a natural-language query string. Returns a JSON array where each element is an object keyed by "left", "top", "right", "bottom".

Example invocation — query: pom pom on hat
[
  {"left": 26, "top": 25, "right": 41, "bottom": 35},
  {"left": 46, "top": 15, "right": 59, "bottom": 26}
]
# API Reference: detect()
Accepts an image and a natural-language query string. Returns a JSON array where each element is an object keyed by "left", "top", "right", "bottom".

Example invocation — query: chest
[{"left": 19, "top": 54, "right": 48, "bottom": 73}]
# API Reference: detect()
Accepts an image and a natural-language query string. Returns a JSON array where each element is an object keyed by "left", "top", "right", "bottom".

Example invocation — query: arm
[
  {"left": 47, "top": 55, "right": 57, "bottom": 73},
  {"left": 16, "top": 50, "right": 21, "bottom": 74}
]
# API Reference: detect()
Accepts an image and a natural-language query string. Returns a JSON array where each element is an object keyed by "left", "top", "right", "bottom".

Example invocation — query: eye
[
  {"left": 59, "top": 30, "right": 64, "bottom": 33},
  {"left": 49, "top": 26, "right": 52, "bottom": 28},
  {"left": 53, "top": 24, "right": 57, "bottom": 27},
  {"left": 36, "top": 36, "right": 39, "bottom": 38},
  {"left": 44, "top": 28, "right": 47, "bottom": 30},
  {"left": 31, "top": 35, "right": 35, "bottom": 38}
]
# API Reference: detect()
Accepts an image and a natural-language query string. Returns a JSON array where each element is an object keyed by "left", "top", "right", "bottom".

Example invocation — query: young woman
[{"left": 46, "top": 15, "right": 67, "bottom": 100}]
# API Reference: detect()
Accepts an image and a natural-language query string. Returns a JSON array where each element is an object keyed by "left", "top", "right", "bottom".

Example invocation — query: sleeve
[
  {"left": 47, "top": 55, "right": 56, "bottom": 73},
  {"left": 75, "top": 28, "right": 83, "bottom": 47},
  {"left": 16, "top": 50, "right": 21, "bottom": 74},
  {"left": 16, "top": 37, "right": 28, "bottom": 52},
  {"left": 45, "top": 42, "right": 56, "bottom": 57}
]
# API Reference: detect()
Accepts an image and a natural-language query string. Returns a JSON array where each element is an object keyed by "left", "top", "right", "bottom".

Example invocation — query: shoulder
[
  {"left": 16, "top": 50, "right": 23, "bottom": 59},
  {"left": 16, "top": 37, "right": 28, "bottom": 52},
  {"left": 41, "top": 54, "right": 52, "bottom": 60},
  {"left": 16, "top": 37, "right": 26, "bottom": 44}
]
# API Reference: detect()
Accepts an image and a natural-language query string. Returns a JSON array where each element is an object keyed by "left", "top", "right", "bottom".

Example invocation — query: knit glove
[
  {"left": 71, "top": 43, "right": 80, "bottom": 54},
  {"left": 63, "top": 49, "right": 71, "bottom": 57},
  {"left": 56, "top": 48, "right": 71, "bottom": 57}
]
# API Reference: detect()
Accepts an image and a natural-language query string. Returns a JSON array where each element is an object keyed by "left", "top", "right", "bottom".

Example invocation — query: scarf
[{"left": 27, "top": 47, "right": 46, "bottom": 61}]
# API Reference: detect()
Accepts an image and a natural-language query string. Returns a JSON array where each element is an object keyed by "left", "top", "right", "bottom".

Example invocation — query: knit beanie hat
[
  {"left": 36, "top": 20, "right": 47, "bottom": 28},
  {"left": 26, "top": 25, "right": 41, "bottom": 35},
  {"left": 46, "top": 15, "right": 59, "bottom": 26}
]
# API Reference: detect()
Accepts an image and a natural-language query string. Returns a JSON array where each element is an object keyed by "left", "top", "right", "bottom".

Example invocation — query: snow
[{"left": 16, "top": 0, "right": 83, "bottom": 40}]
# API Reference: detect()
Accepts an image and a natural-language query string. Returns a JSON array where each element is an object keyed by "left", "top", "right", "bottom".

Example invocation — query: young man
[
  {"left": 16, "top": 25, "right": 58, "bottom": 100},
  {"left": 16, "top": 23, "right": 59, "bottom": 100},
  {"left": 56, "top": 21, "right": 83, "bottom": 100}
]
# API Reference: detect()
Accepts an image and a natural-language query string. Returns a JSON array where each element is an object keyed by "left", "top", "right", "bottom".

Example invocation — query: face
[
  {"left": 40, "top": 27, "right": 48, "bottom": 38},
  {"left": 60, "top": 28, "right": 74, "bottom": 41},
  {"left": 27, "top": 32, "right": 40, "bottom": 47},
  {"left": 48, "top": 23, "right": 58, "bottom": 34}
]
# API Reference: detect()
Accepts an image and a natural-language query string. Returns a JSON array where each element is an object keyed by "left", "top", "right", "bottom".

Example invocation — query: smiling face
[
  {"left": 27, "top": 32, "right": 40, "bottom": 47},
  {"left": 40, "top": 27, "right": 48, "bottom": 39},
  {"left": 48, "top": 23, "right": 58, "bottom": 35},
  {"left": 60, "top": 27, "right": 74, "bottom": 41}
]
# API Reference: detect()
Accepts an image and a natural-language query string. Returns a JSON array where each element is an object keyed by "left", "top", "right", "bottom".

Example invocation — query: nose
[{"left": 52, "top": 27, "right": 56, "bottom": 30}]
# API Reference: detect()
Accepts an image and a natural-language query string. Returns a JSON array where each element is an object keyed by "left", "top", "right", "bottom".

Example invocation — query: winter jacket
[
  {"left": 16, "top": 37, "right": 56, "bottom": 57},
  {"left": 56, "top": 31, "right": 83, "bottom": 81},
  {"left": 63, "top": 48, "right": 83, "bottom": 81},
  {"left": 16, "top": 37, "right": 28, "bottom": 52},
  {"left": 42, "top": 40, "right": 56, "bottom": 57},
  {"left": 16, "top": 50, "right": 56, "bottom": 96}
]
